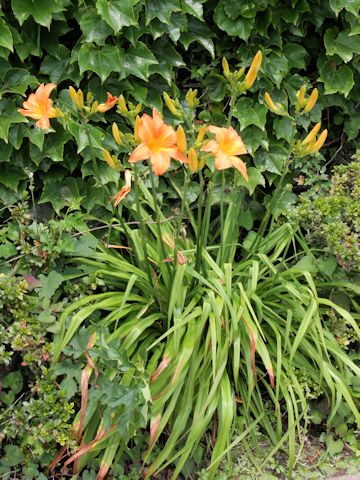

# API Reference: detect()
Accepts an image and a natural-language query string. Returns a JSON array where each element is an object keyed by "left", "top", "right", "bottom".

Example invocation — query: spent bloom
[
  {"left": 96, "top": 92, "right": 118, "bottom": 113},
  {"left": 112, "top": 170, "right": 132, "bottom": 207},
  {"left": 19, "top": 83, "right": 57, "bottom": 129},
  {"left": 201, "top": 126, "right": 248, "bottom": 180},
  {"left": 129, "top": 108, "right": 188, "bottom": 176}
]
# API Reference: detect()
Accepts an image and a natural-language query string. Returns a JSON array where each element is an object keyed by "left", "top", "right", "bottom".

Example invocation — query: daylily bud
[
  {"left": 96, "top": 92, "right": 118, "bottom": 113},
  {"left": 102, "top": 149, "right": 118, "bottom": 169},
  {"left": 188, "top": 148, "right": 198, "bottom": 172},
  {"left": 134, "top": 115, "right": 141, "bottom": 143},
  {"left": 303, "top": 88, "right": 318, "bottom": 113},
  {"left": 234, "top": 67, "right": 245, "bottom": 80},
  {"left": 77, "top": 90, "right": 84, "bottom": 109},
  {"left": 198, "top": 156, "right": 206, "bottom": 170},
  {"left": 86, "top": 92, "right": 93, "bottom": 103},
  {"left": 195, "top": 125, "right": 207, "bottom": 146},
  {"left": 90, "top": 101, "right": 99, "bottom": 114},
  {"left": 69, "top": 86, "right": 83, "bottom": 109},
  {"left": 302, "top": 122, "right": 321, "bottom": 145},
  {"left": 244, "top": 50, "right": 262, "bottom": 89},
  {"left": 134, "top": 103, "right": 142, "bottom": 115},
  {"left": 306, "top": 129, "right": 328, "bottom": 154},
  {"left": 264, "top": 92, "right": 280, "bottom": 113},
  {"left": 176, "top": 126, "right": 187, "bottom": 153},
  {"left": 163, "top": 92, "right": 179, "bottom": 116},
  {"left": 118, "top": 94, "right": 128, "bottom": 113},
  {"left": 112, "top": 122, "right": 123, "bottom": 145},
  {"left": 296, "top": 85, "right": 307, "bottom": 111},
  {"left": 185, "top": 89, "right": 199, "bottom": 108},
  {"left": 222, "top": 57, "right": 230, "bottom": 78}
]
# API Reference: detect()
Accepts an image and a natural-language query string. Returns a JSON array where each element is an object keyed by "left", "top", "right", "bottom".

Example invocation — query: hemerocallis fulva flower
[
  {"left": 128, "top": 109, "right": 188, "bottom": 176},
  {"left": 96, "top": 92, "right": 118, "bottom": 112},
  {"left": 19, "top": 83, "right": 57, "bottom": 130},
  {"left": 112, "top": 170, "right": 132, "bottom": 207},
  {"left": 201, "top": 126, "right": 248, "bottom": 180}
]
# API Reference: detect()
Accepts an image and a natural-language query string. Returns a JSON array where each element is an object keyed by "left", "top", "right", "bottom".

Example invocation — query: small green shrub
[{"left": 296, "top": 156, "right": 360, "bottom": 272}]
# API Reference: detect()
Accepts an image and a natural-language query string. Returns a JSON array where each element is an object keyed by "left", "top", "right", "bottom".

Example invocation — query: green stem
[
  {"left": 194, "top": 170, "right": 205, "bottom": 273},
  {"left": 173, "top": 171, "right": 189, "bottom": 266},
  {"left": 227, "top": 95, "right": 236, "bottom": 127},
  {"left": 133, "top": 167, "right": 155, "bottom": 295},
  {"left": 149, "top": 170, "right": 171, "bottom": 282},
  {"left": 85, "top": 124, "right": 101, "bottom": 183},
  {"left": 219, "top": 171, "right": 225, "bottom": 265}
]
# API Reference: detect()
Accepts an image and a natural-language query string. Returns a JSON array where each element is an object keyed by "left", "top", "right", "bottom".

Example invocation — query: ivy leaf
[
  {"left": 11, "top": 0, "right": 65, "bottom": 29},
  {"left": 273, "top": 117, "right": 295, "bottom": 143},
  {"left": 329, "top": 0, "right": 360, "bottom": 16},
  {"left": 78, "top": 43, "right": 124, "bottom": 83},
  {"left": 254, "top": 145, "right": 288, "bottom": 174},
  {"left": 79, "top": 9, "right": 112, "bottom": 45},
  {"left": 41, "top": 46, "right": 80, "bottom": 84},
  {"left": 0, "top": 99, "right": 27, "bottom": 142},
  {"left": 0, "top": 68, "right": 38, "bottom": 98},
  {"left": 234, "top": 98, "right": 267, "bottom": 131},
  {"left": 67, "top": 123, "right": 105, "bottom": 153},
  {"left": 283, "top": 43, "right": 308, "bottom": 70},
  {"left": 180, "top": 18, "right": 215, "bottom": 58},
  {"left": 207, "top": 74, "right": 227, "bottom": 102},
  {"left": 0, "top": 240, "right": 17, "bottom": 258},
  {"left": 264, "top": 54, "right": 289, "bottom": 87},
  {"left": 0, "top": 166, "right": 27, "bottom": 190},
  {"left": 241, "top": 126, "right": 268, "bottom": 155},
  {"left": 145, "top": 0, "right": 181, "bottom": 25},
  {"left": 167, "top": 13, "right": 188, "bottom": 42},
  {"left": 345, "top": 12, "right": 360, "bottom": 35},
  {"left": 96, "top": 0, "right": 140, "bottom": 33},
  {"left": 40, "top": 177, "right": 84, "bottom": 214},
  {"left": 0, "top": 18, "right": 13, "bottom": 51},
  {"left": 123, "top": 42, "right": 158, "bottom": 80},
  {"left": 318, "top": 56, "right": 354, "bottom": 97},
  {"left": 149, "top": 39, "right": 184, "bottom": 84},
  {"left": 344, "top": 112, "right": 360, "bottom": 140},
  {"left": 214, "top": 1, "right": 255, "bottom": 40},
  {"left": 181, "top": 0, "right": 205, "bottom": 19},
  {"left": 238, "top": 167, "right": 265, "bottom": 195},
  {"left": 324, "top": 28, "right": 360, "bottom": 63}
]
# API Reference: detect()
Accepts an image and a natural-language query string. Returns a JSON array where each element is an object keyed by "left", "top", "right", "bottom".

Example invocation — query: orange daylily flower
[
  {"left": 112, "top": 170, "right": 132, "bottom": 207},
  {"left": 128, "top": 108, "right": 188, "bottom": 176},
  {"left": 96, "top": 92, "right": 118, "bottom": 113},
  {"left": 18, "top": 83, "right": 57, "bottom": 130},
  {"left": 201, "top": 126, "right": 248, "bottom": 180}
]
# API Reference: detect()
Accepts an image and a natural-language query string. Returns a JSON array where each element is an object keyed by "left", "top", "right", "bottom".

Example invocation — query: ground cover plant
[{"left": 0, "top": 0, "right": 359, "bottom": 479}]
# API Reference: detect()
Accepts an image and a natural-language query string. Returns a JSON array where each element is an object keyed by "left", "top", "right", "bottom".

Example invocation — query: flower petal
[
  {"left": 214, "top": 151, "right": 233, "bottom": 170},
  {"left": 150, "top": 152, "right": 171, "bottom": 175},
  {"left": 231, "top": 157, "right": 248, "bottom": 180},
  {"left": 200, "top": 140, "right": 219, "bottom": 154},
  {"left": 129, "top": 143, "right": 150, "bottom": 163}
]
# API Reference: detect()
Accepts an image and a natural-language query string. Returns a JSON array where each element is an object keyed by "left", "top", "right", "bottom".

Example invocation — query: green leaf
[
  {"left": 96, "top": 0, "right": 140, "bottom": 33},
  {"left": 11, "top": 0, "right": 65, "bottom": 29},
  {"left": 0, "top": 18, "right": 13, "bottom": 51},
  {"left": 0, "top": 68, "right": 38, "bottom": 98},
  {"left": 1, "top": 445, "right": 24, "bottom": 467},
  {"left": 254, "top": 145, "right": 288, "bottom": 174},
  {"left": 78, "top": 43, "right": 124, "bottom": 83},
  {"left": 0, "top": 99, "right": 27, "bottom": 142},
  {"left": 207, "top": 74, "right": 227, "bottom": 102},
  {"left": 240, "top": 167, "right": 265, "bottom": 195},
  {"left": 345, "top": 12, "right": 360, "bottom": 35},
  {"left": 264, "top": 54, "right": 289, "bottom": 87},
  {"left": 324, "top": 28, "right": 360, "bottom": 63},
  {"left": 326, "top": 434, "right": 344, "bottom": 455},
  {"left": 145, "top": 0, "right": 181, "bottom": 25},
  {"left": 234, "top": 98, "right": 267, "bottom": 131},
  {"left": 318, "top": 56, "right": 354, "bottom": 97},
  {"left": 181, "top": 0, "right": 204, "bottom": 19},
  {"left": 214, "top": 1, "right": 254, "bottom": 40},
  {"left": 283, "top": 43, "right": 307, "bottom": 70},
  {"left": 344, "top": 112, "right": 360, "bottom": 140},
  {"left": 149, "top": 39, "right": 184, "bottom": 84},
  {"left": 273, "top": 117, "right": 295, "bottom": 143},
  {"left": 330, "top": 0, "right": 360, "bottom": 16},
  {"left": 241, "top": 126, "right": 268, "bottom": 155},
  {"left": 180, "top": 17, "right": 215, "bottom": 58},
  {"left": 41, "top": 46, "right": 80, "bottom": 84},
  {"left": 37, "top": 271, "right": 64, "bottom": 300},
  {"left": 79, "top": 9, "right": 112, "bottom": 45},
  {"left": 2, "top": 371, "right": 23, "bottom": 394},
  {"left": 67, "top": 123, "right": 105, "bottom": 154},
  {"left": 40, "top": 177, "right": 84, "bottom": 214},
  {"left": 123, "top": 42, "right": 158, "bottom": 81},
  {"left": 0, "top": 241, "right": 17, "bottom": 259}
]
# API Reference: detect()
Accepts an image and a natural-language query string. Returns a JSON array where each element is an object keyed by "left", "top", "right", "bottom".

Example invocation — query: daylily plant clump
[{"left": 17, "top": 51, "right": 332, "bottom": 480}]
